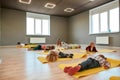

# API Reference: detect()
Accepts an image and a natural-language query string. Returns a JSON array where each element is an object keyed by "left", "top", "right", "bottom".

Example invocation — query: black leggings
[
  {"left": 58, "top": 52, "right": 70, "bottom": 58},
  {"left": 78, "top": 58, "right": 100, "bottom": 71},
  {"left": 33, "top": 45, "right": 42, "bottom": 50}
]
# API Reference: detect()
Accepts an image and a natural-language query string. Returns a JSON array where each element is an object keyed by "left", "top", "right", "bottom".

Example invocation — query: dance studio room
[{"left": 0, "top": 0, "right": 120, "bottom": 80}]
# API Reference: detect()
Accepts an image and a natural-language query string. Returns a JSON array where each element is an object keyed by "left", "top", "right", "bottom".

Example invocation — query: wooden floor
[{"left": 0, "top": 46, "right": 120, "bottom": 80}]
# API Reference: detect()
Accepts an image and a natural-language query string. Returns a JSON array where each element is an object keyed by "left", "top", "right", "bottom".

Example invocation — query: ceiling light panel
[
  {"left": 44, "top": 3, "right": 56, "bottom": 9},
  {"left": 89, "top": 0, "right": 95, "bottom": 1},
  {"left": 64, "top": 8, "right": 74, "bottom": 12},
  {"left": 19, "top": 0, "right": 32, "bottom": 4}
]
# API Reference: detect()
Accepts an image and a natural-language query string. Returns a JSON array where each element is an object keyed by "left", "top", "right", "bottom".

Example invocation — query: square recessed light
[
  {"left": 19, "top": 0, "right": 32, "bottom": 4},
  {"left": 64, "top": 8, "right": 74, "bottom": 13},
  {"left": 44, "top": 3, "right": 56, "bottom": 9},
  {"left": 90, "top": 0, "right": 95, "bottom": 1}
]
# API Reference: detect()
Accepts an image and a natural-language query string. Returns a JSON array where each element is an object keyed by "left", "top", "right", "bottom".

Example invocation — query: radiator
[
  {"left": 30, "top": 37, "right": 46, "bottom": 43},
  {"left": 96, "top": 36, "right": 109, "bottom": 44}
]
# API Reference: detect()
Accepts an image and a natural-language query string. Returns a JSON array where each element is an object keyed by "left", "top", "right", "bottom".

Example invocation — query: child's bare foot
[
  {"left": 68, "top": 65, "right": 81, "bottom": 76},
  {"left": 64, "top": 66, "right": 73, "bottom": 73}
]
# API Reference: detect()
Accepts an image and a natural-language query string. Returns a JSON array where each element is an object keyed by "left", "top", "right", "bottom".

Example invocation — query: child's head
[
  {"left": 46, "top": 51, "right": 58, "bottom": 62},
  {"left": 16, "top": 42, "right": 22, "bottom": 48},
  {"left": 98, "top": 54, "right": 107, "bottom": 60},
  {"left": 89, "top": 42, "right": 95, "bottom": 47},
  {"left": 57, "top": 39, "right": 61, "bottom": 46},
  {"left": 17, "top": 42, "right": 21, "bottom": 45},
  {"left": 58, "top": 38, "right": 60, "bottom": 41}
]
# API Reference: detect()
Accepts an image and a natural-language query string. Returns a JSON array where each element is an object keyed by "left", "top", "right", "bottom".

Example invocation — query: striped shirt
[{"left": 92, "top": 55, "right": 111, "bottom": 68}]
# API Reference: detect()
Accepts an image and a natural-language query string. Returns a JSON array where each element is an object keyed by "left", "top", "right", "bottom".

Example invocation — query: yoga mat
[
  {"left": 79, "top": 49, "right": 116, "bottom": 53},
  {"left": 37, "top": 49, "right": 116, "bottom": 55},
  {"left": 98, "top": 49, "right": 116, "bottom": 53},
  {"left": 58, "top": 58, "right": 120, "bottom": 78},
  {"left": 73, "top": 53, "right": 87, "bottom": 59},
  {"left": 37, "top": 56, "right": 71, "bottom": 63},
  {"left": 37, "top": 53, "right": 87, "bottom": 63},
  {"left": 109, "top": 76, "right": 120, "bottom": 80},
  {"left": 22, "top": 44, "right": 38, "bottom": 48},
  {"left": 37, "top": 51, "right": 49, "bottom": 54},
  {"left": 55, "top": 47, "right": 65, "bottom": 52}
]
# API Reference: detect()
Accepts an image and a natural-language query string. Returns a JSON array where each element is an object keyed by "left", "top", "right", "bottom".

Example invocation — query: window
[
  {"left": 100, "top": 12, "right": 108, "bottom": 32},
  {"left": 42, "top": 19, "right": 49, "bottom": 35},
  {"left": 109, "top": 8, "right": 119, "bottom": 32},
  {"left": 92, "top": 14, "right": 99, "bottom": 33},
  {"left": 26, "top": 12, "right": 50, "bottom": 35},
  {"left": 26, "top": 18, "right": 34, "bottom": 35},
  {"left": 35, "top": 19, "right": 42, "bottom": 34},
  {"left": 89, "top": 0, "right": 119, "bottom": 34}
]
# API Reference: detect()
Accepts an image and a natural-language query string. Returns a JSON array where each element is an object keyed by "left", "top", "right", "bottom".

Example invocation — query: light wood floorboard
[{"left": 0, "top": 46, "right": 120, "bottom": 80}]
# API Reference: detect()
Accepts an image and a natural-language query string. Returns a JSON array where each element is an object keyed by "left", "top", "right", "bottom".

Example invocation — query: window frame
[
  {"left": 89, "top": 0, "right": 119, "bottom": 34},
  {"left": 26, "top": 13, "right": 50, "bottom": 36}
]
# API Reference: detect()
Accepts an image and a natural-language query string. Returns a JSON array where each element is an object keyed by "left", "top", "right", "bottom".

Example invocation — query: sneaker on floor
[
  {"left": 69, "top": 54, "right": 74, "bottom": 58},
  {"left": 64, "top": 66, "right": 73, "bottom": 73},
  {"left": 68, "top": 65, "right": 81, "bottom": 76}
]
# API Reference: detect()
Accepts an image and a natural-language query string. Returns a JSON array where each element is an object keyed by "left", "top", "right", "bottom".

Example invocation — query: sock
[
  {"left": 68, "top": 65, "right": 81, "bottom": 76},
  {"left": 64, "top": 66, "right": 73, "bottom": 73}
]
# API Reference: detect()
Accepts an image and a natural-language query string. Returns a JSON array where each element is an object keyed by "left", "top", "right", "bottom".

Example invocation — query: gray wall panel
[
  {"left": 0, "top": 3, "right": 1, "bottom": 45},
  {"left": 1, "top": 8, "right": 27, "bottom": 45},
  {"left": 68, "top": 11, "right": 120, "bottom": 47},
  {"left": 1, "top": 8, "right": 68, "bottom": 45}
]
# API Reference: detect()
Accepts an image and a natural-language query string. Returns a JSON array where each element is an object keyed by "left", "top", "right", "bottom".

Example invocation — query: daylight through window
[
  {"left": 89, "top": 0, "right": 119, "bottom": 34},
  {"left": 26, "top": 12, "right": 50, "bottom": 35}
]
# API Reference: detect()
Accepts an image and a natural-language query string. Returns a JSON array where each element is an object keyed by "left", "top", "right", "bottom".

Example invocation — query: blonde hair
[{"left": 46, "top": 51, "right": 59, "bottom": 62}]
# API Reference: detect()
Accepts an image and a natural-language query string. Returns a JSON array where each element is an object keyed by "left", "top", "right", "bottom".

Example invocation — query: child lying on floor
[
  {"left": 28, "top": 45, "right": 55, "bottom": 51},
  {"left": 17, "top": 42, "right": 28, "bottom": 48},
  {"left": 46, "top": 50, "right": 74, "bottom": 62},
  {"left": 64, "top": 54, "right": 111, "bottom": 75},
  {"left": 86, "top": 42, "right": 98, "bottom": 53}
]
